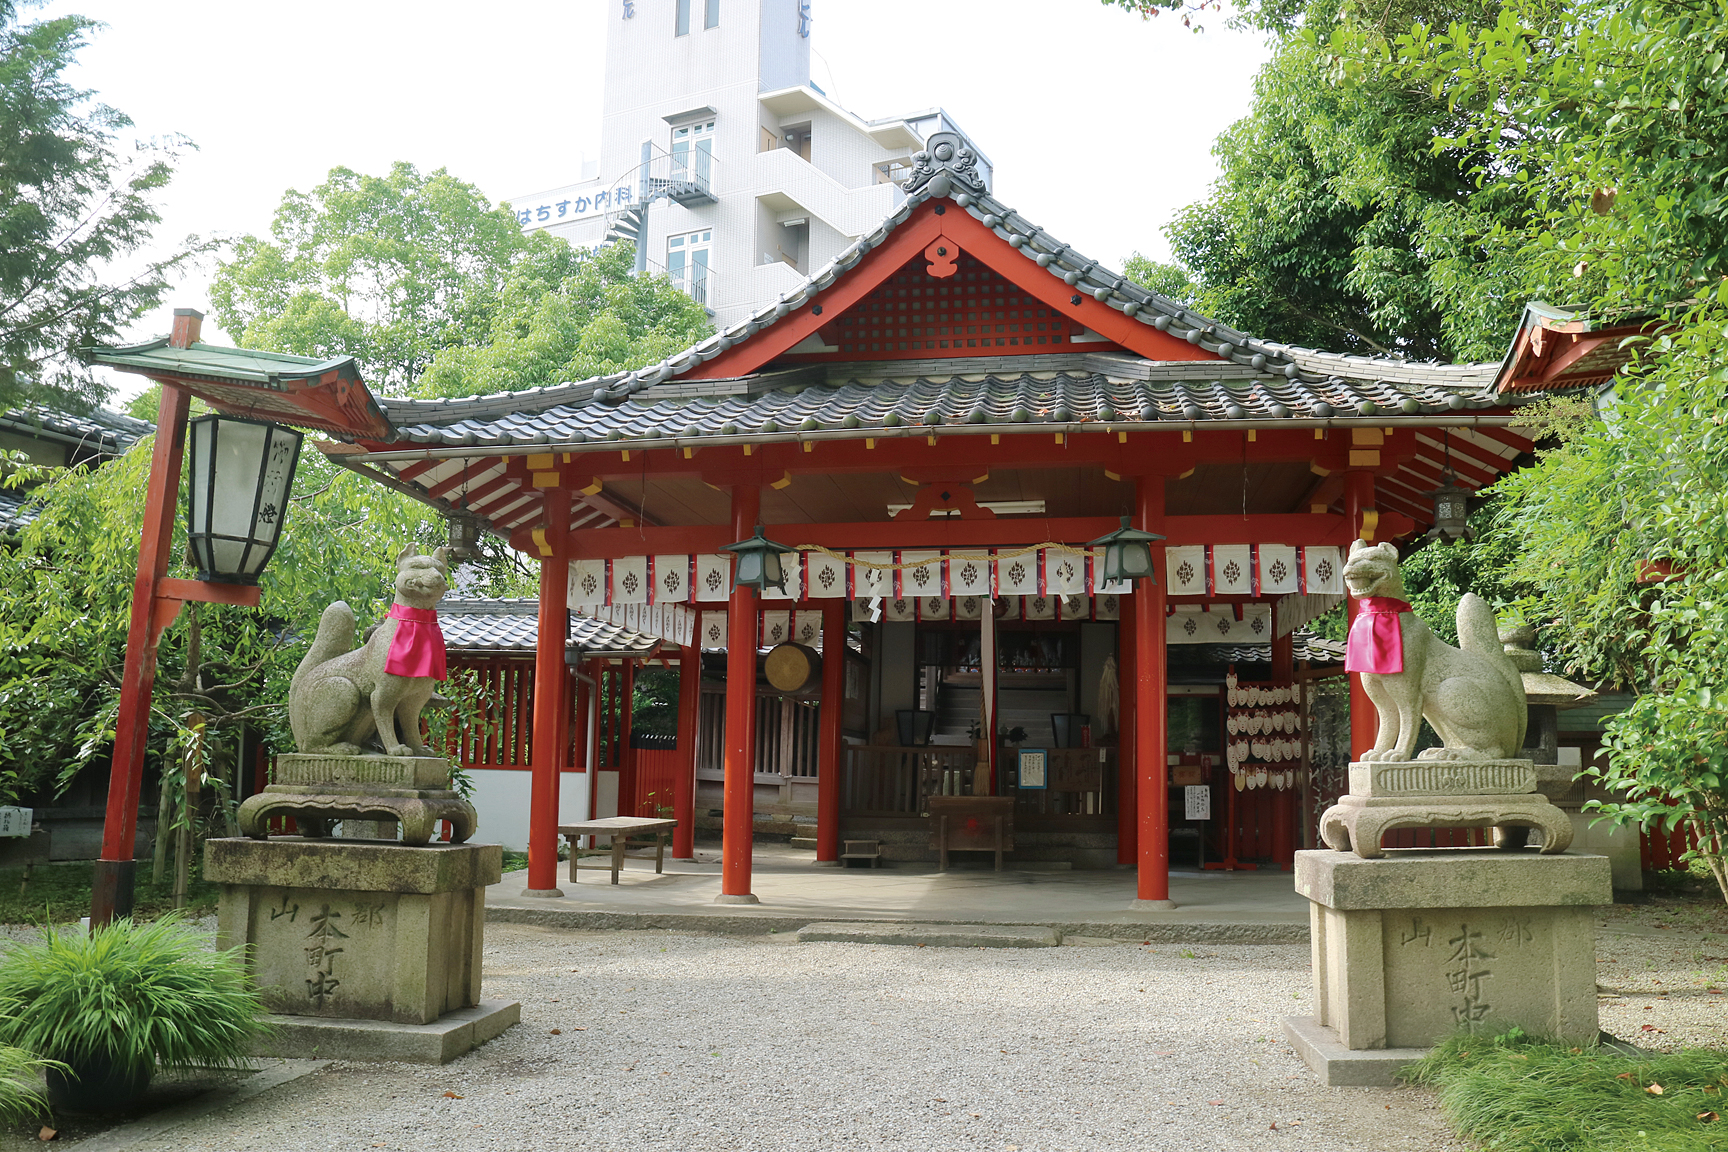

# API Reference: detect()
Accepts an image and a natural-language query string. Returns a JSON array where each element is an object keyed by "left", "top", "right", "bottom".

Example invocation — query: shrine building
[{"left": 303, "top": 134, "right": 1539, "bottom": 903}]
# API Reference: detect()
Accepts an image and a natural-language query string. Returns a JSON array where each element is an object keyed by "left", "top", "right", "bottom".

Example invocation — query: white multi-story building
[{"left": 507, "top": 0, "right": 991, "bottom": 329}]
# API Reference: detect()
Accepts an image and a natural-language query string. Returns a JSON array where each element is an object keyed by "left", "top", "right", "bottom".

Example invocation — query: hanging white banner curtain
[
  {"left": 793, "top": 610, "right": 822, "bottom": 646},
  {"left": 577, "top": 602, "right": 697, "bottom": 646},
  {"left": 569, "top": 545, "right": 1344, "bottom": 608},
  {"left": 761, "top": 610, "right": 792, "bottom": 646},
  {"left": 1166, "top": 603, "right": 1275, "bottom": 645}
]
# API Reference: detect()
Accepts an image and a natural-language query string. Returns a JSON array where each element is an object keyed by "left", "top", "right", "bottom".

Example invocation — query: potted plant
[{"left": 0, "top": 915, "right": 271, "bottom": 1112}]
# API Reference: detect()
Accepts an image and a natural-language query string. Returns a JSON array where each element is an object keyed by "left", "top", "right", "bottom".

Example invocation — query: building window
[
  {"left": 668, "top": 229, "right": 712, "bottom": 306},
  {"left": 676, "top": 0, "right": 690, "bottom": 35},
  {"left": 705, "top": 0, "right": 719, "bottom": 28},
  {"left": 671, "top": 120, "right": 715, "bottom": 192}
]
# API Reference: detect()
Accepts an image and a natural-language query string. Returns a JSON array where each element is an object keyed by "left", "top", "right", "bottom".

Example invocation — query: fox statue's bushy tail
[
  {"left": 1455, "top": 592, "right": 1526, "bottom": 752},
  {"left": 287, "top": 601, "right": 356, "bottom": 751}
]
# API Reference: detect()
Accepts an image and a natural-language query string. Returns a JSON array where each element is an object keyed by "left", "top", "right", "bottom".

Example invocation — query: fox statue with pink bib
[{"left": 289, "top": 545, "right": 451, "bottom": 758}]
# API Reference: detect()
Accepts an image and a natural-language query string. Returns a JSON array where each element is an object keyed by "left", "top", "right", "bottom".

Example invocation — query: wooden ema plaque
[{"left": 1049, "top": 749, "right": 1106, "bottom": 793}]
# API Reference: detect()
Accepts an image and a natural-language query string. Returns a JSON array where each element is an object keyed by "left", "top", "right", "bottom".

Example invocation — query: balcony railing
[
  {"left": 644, "top": 257, "right": 717, "bottom": 310},
  {"left": 876, "top": 159, "right": 915, "bottom": 186},
  {"left": 638, "top": 147, "right": 720, "bottom": 207}
]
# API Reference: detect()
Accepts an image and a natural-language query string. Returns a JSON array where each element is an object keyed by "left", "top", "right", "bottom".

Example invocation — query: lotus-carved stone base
[
  {"left": 238, "top": 784, "right": 476, "bottom": 847},
  {"left": 239, "top": 753, "right": 477, "bottom": 847},
  {"left": 1319, "top": 793, "right": 1573, "bottom": 859}
]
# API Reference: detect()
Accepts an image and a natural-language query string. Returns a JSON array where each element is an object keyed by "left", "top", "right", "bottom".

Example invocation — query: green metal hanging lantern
[
  {"left": 1086, "top": 516, "right": 1166, "bottom": 584},
  {"left": 722, "top": 524, "right": 796, "bottom": 593},
  {"left": 1425, "top": 474, "right": 1474, "bottom": 544},
  {"left": 445, "top": 510, "right": 483, "bottom": 563}
]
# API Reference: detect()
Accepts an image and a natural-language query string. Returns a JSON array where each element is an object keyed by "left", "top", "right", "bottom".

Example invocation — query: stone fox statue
[
  {"left": 289, "top": 545, "right": 451, "bottom": 757},
  {"left": 1342, "top": 540, "right": 1526, "bottom": 762}
]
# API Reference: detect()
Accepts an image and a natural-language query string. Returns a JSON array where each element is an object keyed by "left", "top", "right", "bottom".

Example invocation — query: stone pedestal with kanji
[
  {"left": 205, "top": 836, "right": 518, "bottom": 1064},
  {"left": 1282, "top": 849, "right": 1610, "bottom": 1085}
]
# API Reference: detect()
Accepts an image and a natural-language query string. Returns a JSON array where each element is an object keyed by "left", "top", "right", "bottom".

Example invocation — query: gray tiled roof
[
  {"left": 384, "top": 364, "right": 1509, "bottom": 451},
  {"left": 439, "top": 598, "right": 658, "bottom": 658},
  {"left": 0, "top": 487, "right": 34, "bottom": 534},
  {"left": 0, "top": 406, "right": 153, "bottom": 532},
  {"left": 0, "top": 405, "right": 153, "bottom": 457},
  {"left": 1206, "top": 631, "right": 1346, "bottom": 667},
  {"left": 367, "top": 132, "right": 1525, "bottom": 454}
]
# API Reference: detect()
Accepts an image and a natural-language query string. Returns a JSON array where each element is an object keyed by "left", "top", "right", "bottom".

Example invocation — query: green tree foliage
[
  {"left": 1495, "top": 320, "right": 1728, "bottom": 901},
  {"left": 410, "top": 240, "right": 712, "bottom": 399},
  {"left": 1121, "top": 253, "right": 1198, "bottom": 306},
  {"left": 1352, "top": 0, "right": 1728, "bottom": 897},
  {"left": 210, "top": 164, "right": 711, "bottom": 398},
  {"left": 1127, "top": 0, "right": 1525, "bottom": 361},
  {"left": 0, "top": 2, "right": 210, "bottom": 411},
  {"left": 0, "top": 435, "right": 511, "bottom": 806},
  {"left": 209, "top": 163, "right": 525, "bottom": 393}
]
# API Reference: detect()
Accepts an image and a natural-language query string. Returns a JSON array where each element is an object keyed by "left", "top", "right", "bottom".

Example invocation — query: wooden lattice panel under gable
[{"left": 795, "top": 255, "right": 1123, "bottom": 362}]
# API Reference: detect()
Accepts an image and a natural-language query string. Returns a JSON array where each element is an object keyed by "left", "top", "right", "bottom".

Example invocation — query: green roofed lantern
[
  {"left": 1087, "top": 516, "right": 1166, "bottom": 585},
  {"left": 722, "top": 524, "right": 796, "bottom": 594}
]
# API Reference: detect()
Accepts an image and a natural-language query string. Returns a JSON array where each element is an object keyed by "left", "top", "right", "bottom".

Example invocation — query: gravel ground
[
  {"left": 109, "top": 926, "right": 1461, "bottom": 1152},
  {"left": 2, "top": 895, "right": 1719, "bottom": 1151},
  {"left": 1596, "top": 896, "right": 1728, "bottom": 1051}
]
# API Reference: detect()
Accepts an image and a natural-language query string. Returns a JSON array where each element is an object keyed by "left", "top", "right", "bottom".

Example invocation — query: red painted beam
[
  {"left": 396, "top": 458, "right": 443, "bottom": 484},
  {"left": 1413, "top": 432, "right": 1514, "bottom": 482},
  {"left": 426, "top": 460, "right": 504, "bottom": 501},
  {"left": 1464, "top": 424, "right": 1536, "bottom": 455}
]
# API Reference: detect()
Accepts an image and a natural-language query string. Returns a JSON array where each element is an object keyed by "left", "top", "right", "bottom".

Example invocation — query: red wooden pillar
[
  {"left": 573, "top": 670, "right": 591, "bottom": 779},
  {"left": 673, "top": 647, "right": 700, "bottom": 860},
  {"left": 525, "top": 486, "right": 570, "bottom": 897},
  {"left": 619, "top": 657, "right": 638, "bottom": 816},
  {"left": 1271, "top": 630, "right": 1296, "bottom": 868},
  {"left": 583, "top": 658, "right": 603, "bottom": 837},
  {"left": 91, "top": 379, "right": 191, "bottom": 925},
  {"left": 720, "top": 485, "right": 761, "bottom": 903},
  {"left": 1345, "top": 471, "right": 1376, "bottom": 763},
  {"left": 1134, "top": 476, "right": 1173, "bottom": 906},
  {"left": 1115, "top": 591, "right": 1137, "bottom": 866},
  {"left": 815, "top": 598, "right": 846, "bottom": 863}
]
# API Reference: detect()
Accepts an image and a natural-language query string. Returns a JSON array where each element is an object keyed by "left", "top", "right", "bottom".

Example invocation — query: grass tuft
[
  {"left": 0, "top": 914, "right": 271, "bottom": 1080},
  {"left": 1405, "top": 1029, "right": 1728, "bottom": 1151}
]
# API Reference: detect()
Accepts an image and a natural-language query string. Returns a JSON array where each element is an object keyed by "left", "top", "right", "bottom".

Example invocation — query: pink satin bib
[
  {"left": 384, "top": 603, "right": 447, "bottom": 679},
  {"left": 1345, "top": 597, "right": 1412, "bottom": 674}
]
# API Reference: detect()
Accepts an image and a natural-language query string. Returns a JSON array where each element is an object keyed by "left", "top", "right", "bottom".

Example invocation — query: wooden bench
[
  {"left": 840, "top": 839, "right": 883, "bottom": 868},
  {"left": 557, "top": 817, "right": 678, "bottom": 884}
]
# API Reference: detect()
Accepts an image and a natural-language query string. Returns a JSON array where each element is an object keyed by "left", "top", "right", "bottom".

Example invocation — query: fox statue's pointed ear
[
  {"left": 432, "top": 546, "right": 451, "bottom": 568},
  {"left": 1348, "top": 539, "right": 1372, "bottom": 559},
  {"left": 395, "top": 544, "right": 419, "bottom": 565}
]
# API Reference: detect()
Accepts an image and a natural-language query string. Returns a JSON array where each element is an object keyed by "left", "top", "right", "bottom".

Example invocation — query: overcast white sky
[{"left": 40, "top": 0, "right": 1271, "bottom": 402}]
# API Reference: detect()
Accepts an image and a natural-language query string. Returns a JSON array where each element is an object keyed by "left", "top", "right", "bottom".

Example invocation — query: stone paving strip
[{"left": 794, "top": 921, "right": 1063, "bottom": 947}]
